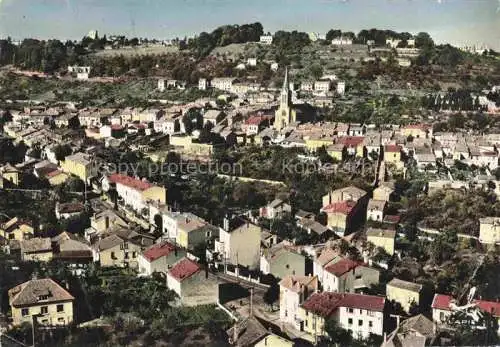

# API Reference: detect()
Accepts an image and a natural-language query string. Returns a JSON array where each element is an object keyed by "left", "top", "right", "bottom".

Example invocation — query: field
[{"left": 93, "top": 45, "right": 179, "bottom": 57}]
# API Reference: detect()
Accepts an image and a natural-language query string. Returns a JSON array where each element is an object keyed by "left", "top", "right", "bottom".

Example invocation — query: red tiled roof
[
  {"left": 383, "top": 215, "right": 401, "bottom": 224},
  {"left": 302, "top": 292, "right": 385, "bottom": 318},
  {"left": 108, "top": 174, "right": 153, "bottom": 191},
  {"left": 339, "top": 136, "right": 364, "bottom": 147},
  {"left": 385, "top": 145, "right": 401, "bottom": 153},
  {"left": 432, "top": 294, "right": 500, "bottom": 317},
  {"left": 322, "top": 200, "right": 357, "bottom": 215},
  {"left": 245, "top": 115, "right": 266, "bottom": 125},
  {"left": 111, "top": 124, "right": 124, "bottom": 130},
  {"left": 142, "top": 241, "right": 176, "bottom": 262},
  {"left": 404, "top": 124, "right": 430, "bottom": 130},
  {"left": 46, "top": 169, "right": 63, "bottom": 178},
  {"left": 324, "top": 258, "right": 361, "bottom": 276},
  {"left": 168, "top": 258, "right": 200, "bottom": 281}
]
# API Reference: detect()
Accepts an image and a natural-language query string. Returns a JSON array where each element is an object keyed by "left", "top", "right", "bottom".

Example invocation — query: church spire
[{"left": 282, "top": 66, "right": 288, "bottom": 91}]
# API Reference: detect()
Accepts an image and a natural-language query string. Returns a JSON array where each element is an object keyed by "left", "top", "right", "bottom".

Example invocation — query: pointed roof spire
[{"left": 282, "top": 66, "right": 288, "bottom": 91}]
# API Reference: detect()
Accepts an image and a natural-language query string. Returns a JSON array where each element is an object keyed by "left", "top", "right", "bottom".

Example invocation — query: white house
[
  {"left": 211, "top": 77, "right": 237, "bottom": 92},
  {"left": 55, "top": 202, "right": 85, "bottom": 220},
  {"left": 337, "top": 81, "right": 346, "bottom": 95},
  {"left": 259, "top": 35, "right": 273, "bottom": 45},
  {"left": 279, "top": 275, "right": 319, "bottom": 325},
  {"left": 367, "top": 199, "right": 386, "bottom": 222},
  {"left": 198, "top": 78, "right": 210, "bottom": 90},
  {"left": 321, "top": 258, "right": 380, "bottom": 293},
  {"left": 214, "top": 218, "right": 261, "bottom": 269},
  {"left": 138, "top": 241, "right": 186, "bottom": 276},
  {"left": 301, "top": 292, "right": 385, "bottom": 339},
  {"left": 314, "top": 80, "right": 331, "bottom": 93},
  {"left": 247, "top": 58, "right": 257, "bottom": 67},
  {"left": 259, "top": 199, "right": 292, "bottom": 219},
  {"left": 158, "top": 79, "right": 165, "bottom": 92},
  {"left": 332, "top": 37, "right": 353, "bottom": 45}
]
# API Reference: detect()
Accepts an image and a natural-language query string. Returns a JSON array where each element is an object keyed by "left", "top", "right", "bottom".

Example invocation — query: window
[
  {"left": 120, "top": 242, "right": 128, "bottom": 250},
  {"left": 440, "top": 312, "right": 445, "bottom": 320},
  {"left": 348, "top": 318, "right": 353, "bottom": 325},
  {"left": 348, "top": 308, "right": 354, "bottom": 313},
  {"left": 41, "top": 306, "right": 48, "bottom": 315},
  {"left": 111, "top": 252, "right": 117, "bottom": 259},
  {"left": 9, "top": 234, "right": 14, "bottom": 240},
  {"left": 358, "top": 319, "right": 363, "bottom": 326},
  {"left": 359, "top": 309, "right": 363, "bottom": 314},
  {"left": 58, "top": 318, "right": 65, "bottom": 323},
  {"left": 57, "top": 304, "right": 64, "bottom": 312},
  {"left": 124, "top": 252, "right": 129, "bottom": 259},
  {"left": 21, "top": 308, "right": 29, "bottom": 316},
  {"left": 369, "top": 321, "right": 373, "bottom": 328},
  {"left": 132, "top": 252, "right": 137, "bottom": 258}
]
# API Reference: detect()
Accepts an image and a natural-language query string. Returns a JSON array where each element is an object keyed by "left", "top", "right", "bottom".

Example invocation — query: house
[
  {"left": 327, "top": 143, "right": 344, "bottom": 161},
  {"left": 366, "top": 199, "right": 386, "bottom": 222},
  {"left": 176, "top": 215, "right": 215, "bottom": 250},
  {"left": 279, "top": 275, "right": 319, "bottom": 325},
  {"left": 382, "top": 314, "right": 435, "bottom": 347},
  {"left": 321, "top": 200, "right": 362, "bottom": 236},
  {"left": 260, "top": 242, "right": 306, "bottom": 279},
  {"left": 339, "top": 136, "right": 365, "bottom": 157},
  {"left": 1, "top": 163, "right": 21, "bottom": 186},
  {"left": 138, "top": 241, "right": 186, "bottom": 276},
  {"left": 21, "top": 237, "right": 53, "bottom": 262},
  {"left": 313, "top": 246, "right": 342, "bottom": 286},
  {"left": 331, "top": 37, "right": 353, "bottom": 45},
  {"left": 373, "top": 183, "right": 395, "bottom": 202},
  {"left": 322, "top": 258, "right": 380, "bottom": 293},
  {"left": 431, "top": 294, "right": 500, "bottom": 335},
  {"left": 104, "top": 174, "right": 166, "bottom": 214},
  {"left": 215, "top": 218, "right": 261, "bottom": 269},
  {"left": 242, "top": 114, "right": 271, "bottom": 136},
  {"left": 259, "top": 35, "right": 273, "bottom": 45},
  {"left": 203, "top": 110, "right": 225, "bottom": 126},
  {"left": 337, "top": 81, "right": 346, "bottom": 95},
  {"left": 300, "top": 81, "right": 314, "bottom": 92},
  {"left": 387, "top": 278, "right": 423, "bottom": 313},
  {"left": 1, "top": 217, "right": 34, "bottom": 241},
  {"left": 55, "top": 202, "right": 85, "bottom": 220},
  {"left": 384, "top": 145, "right": 402, "bottom": 164},
  {"left": 92, "top": 229, "right": 154, "bottom": 268},
  {"left": 99, "top": 124, "right": 125, "bottom": 138},
  {"left": 298, "top": 292, "right": 385, "bottom": 339},
  {"left": 254, "top": 334, "right": 294, "bottom": 347},
  {"left": 8, "top": 278, "right": 74, "bottom": 326},
  {"left": 160, "top": 210, "right": 205, "bottom": 240},
  {"left": 86, "top": 209, "right": 128, "bottom": 241},
  {"left": 366, "top": 228, "right": 396, "bottom": 256},
  {"left": 211, "top": 77, "right": 237, "bottom": 92},
  {"left": 259, "top": 199, "right": 292, "bottom": 219},
  {"left": 166, "top": 257, "right": 218, "bottom": 306},
  {"left": 247, "top": 58, "right": 257, "bottom": 66},
  {"left": 314, "top": 80, "right": 331, "bottom": 93},
  {"left": 198, "top": 78, "right": 210, "bottom": 90},
  {"left": 401, "top": 124, "right": 432, "bottom": 139},
  {"left": 60, "top": 152, "right": 93, "bottom": 183},
  {"left": 322, "top": 185, "right": 367, "bottom": 207},
  {"left": 228, "top": 316, "right": 269, "bottom": 347},
  {"left": 478, "top": 217, "right": 500, "bottom": 244},
  {"left": 51, "top": 232, "right": 93, "bottom": 263}
]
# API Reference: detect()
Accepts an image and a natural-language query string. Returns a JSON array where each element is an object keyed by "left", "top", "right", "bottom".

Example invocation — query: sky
[{"left": 0, "top": 0, "right": 499, "bottom": 49}]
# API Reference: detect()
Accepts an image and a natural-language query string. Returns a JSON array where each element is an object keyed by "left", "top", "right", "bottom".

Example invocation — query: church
[{"left": 274, "top": 68, "right": 315, "bottom": 131}]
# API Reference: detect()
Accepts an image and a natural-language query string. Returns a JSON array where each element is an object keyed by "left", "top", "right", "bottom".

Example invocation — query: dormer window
[{"left": 38, "top": 295, "right": 49, "bottom": 301}]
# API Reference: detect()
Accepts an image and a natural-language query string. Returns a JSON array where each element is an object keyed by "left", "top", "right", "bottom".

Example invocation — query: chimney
[{"left": 105, "top": 216, "right": 110, "bottom": 229}]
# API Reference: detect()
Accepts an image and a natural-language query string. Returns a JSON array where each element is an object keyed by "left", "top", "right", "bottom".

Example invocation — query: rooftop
[
  {"left": 388, "top": 278, "right": 423, "bottom": 293},
  {"left": 141, "top": 241, "right": 176, "bottom": 262},
  {"left": 321, "top": 200, "right": 357, "bottom": 215},
  {"left": 302, "top": 292, "right": 385, "bottom": 317},
  {"left": 108, "top": 173, "right": 153, "bottom": 191},
  {"left": 366, "top": 228, "right": 396, "bottom": 239},
  {"left": 432, "top": 294, "right": 500, "bottom": 316},
  {"left": 21, "top": 237, "right": 51, "bottom": 253},
  {"left": 279, "top": 275, "right": 318, "bottom": 293},
  {"left": 9, "top": 278, "right": 74, "bottom": 307},
  {"left": 367, "top": 199, "right": 386, "bottom": 211},
  {"left": 168, "top": 257, "right": 201, "bottom": 281},
  {"left": 324, "top": 258, "right": 362, "bottom": 277}
]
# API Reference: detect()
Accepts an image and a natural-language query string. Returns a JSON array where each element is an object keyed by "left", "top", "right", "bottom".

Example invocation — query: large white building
[
  {"left": 300, "top": 292, "right": 385, "bottom": 340},
  {"left": 259, "top": 35, "right": 273, "bottom": 45},
  {"left": 211, "top": 77, "right": 237, "bottom": 92},
  {"left": 279, "top": 275, "right": 319, "bottom": 325},
  {"left": 214, "top": 218, "right": 261, "bottom": 269}
]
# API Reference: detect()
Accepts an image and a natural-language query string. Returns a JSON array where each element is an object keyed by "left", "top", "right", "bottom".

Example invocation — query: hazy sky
[{"left": 0, "top": 0, "right": 499, "bottom": 49}]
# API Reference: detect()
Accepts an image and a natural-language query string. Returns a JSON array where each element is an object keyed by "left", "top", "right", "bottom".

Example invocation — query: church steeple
[{"left": 280, "top": 66, "right": 290, "bottom": 107}]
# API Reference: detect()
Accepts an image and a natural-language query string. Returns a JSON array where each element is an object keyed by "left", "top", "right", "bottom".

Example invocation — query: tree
[
  {"left": 415, "top": 32, "right": 434, "bottom": 49},
  {"left": 326, "top": 29, "right": 342, "bottom": 41},
  {"left": 309, "top": 63, "right": 324, "bottom": 80},
  {"left": 263, "top": 280, "right": 279, "bottom": 310},
  {"left": 324, "top": 318, "right": 353, "bottom": 345},
  {"left": 53, "top": 144, "right": 72, "bottom": 162}
]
